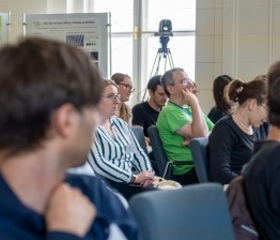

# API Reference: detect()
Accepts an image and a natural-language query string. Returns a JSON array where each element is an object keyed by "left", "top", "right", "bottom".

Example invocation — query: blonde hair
[{"left": 119, "top": 103, "right": 131, "bottom": 124}]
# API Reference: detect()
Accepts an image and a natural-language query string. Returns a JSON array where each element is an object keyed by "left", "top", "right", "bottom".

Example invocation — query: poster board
[
  {"left": 24, "top": 13, "right": 110, "bottom": 77},
  {"left": 0, "top": 12, "right": 10, "bottom": 46}
]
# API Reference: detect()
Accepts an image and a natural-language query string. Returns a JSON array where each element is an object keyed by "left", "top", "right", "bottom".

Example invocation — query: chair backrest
[
  {"left": 130, "top": 126, "right": 149, "bottom": 155},
  {"left": 189, "top": 137, "right": 209, "bottom": 183},
  {"left": 129, "top": 183, "right": 235, "bottom": 240},
  {"left": 147, "top": 125, "right": 170, "bottom": 177}
]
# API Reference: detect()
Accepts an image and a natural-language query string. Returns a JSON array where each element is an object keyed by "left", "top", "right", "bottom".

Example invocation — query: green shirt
[{"left": 156, "top": 101, "right": 213, "bottom": 175}]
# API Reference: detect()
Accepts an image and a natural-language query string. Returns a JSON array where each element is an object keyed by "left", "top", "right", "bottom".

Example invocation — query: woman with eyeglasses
[
  {"left": 209, "top": 76, "right": 269, "bottom": 185},
  {"left": 87, "top": 79, "right": 155, "bottom": 200},
  {"left": 111, "top": 73, "right": 135, "bottom": 124}
]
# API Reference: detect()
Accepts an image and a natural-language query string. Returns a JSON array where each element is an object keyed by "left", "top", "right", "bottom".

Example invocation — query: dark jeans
[
  {"left": 105, "top": 178, "right": 157, "bottom": 201},
  {"left": 172, "top": 167, "right": 199, "bottom": 186}
]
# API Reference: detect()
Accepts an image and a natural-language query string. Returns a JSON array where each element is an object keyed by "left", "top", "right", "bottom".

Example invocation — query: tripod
[{"left": 142, "top": 36, "right": 175, "bottom": 101}]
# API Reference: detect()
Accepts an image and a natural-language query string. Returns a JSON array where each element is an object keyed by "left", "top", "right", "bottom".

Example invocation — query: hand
[
  {"left": 181, "top": 137, "right": 191, "bottom": 146},
  {"left": 45, "top": 183, "right": 96, "bottom": 237},
  {"left": 182, "top": 89, "right": 198, "bottom": 106},
  {"left": 144, "top": 136, "right": 151, "bottom": 146},
  {"left": 135, "top": 171, "right": 155, "bottom": 184},
  {"left": 140, "top": 179, "right": 154, "bottom": 187}
]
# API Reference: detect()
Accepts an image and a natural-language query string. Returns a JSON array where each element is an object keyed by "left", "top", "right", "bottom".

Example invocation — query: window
[
  {"left": 93, "top": 0, "right": 133, "bottom": 78},
  {"left": 92, "top": 0, "right": 196, "bottom": 102}
]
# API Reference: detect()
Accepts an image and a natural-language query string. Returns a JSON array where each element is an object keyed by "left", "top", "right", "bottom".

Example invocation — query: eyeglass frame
[
  {"left": 118, "top": 83, "right": 135, "bottom": 92},
  {"left": 102, "top": 93, "right": 121, "bottom": 101},
  {"left": 168, "top": 78, "right": 191, "bottom": 86},
  {"left": 259, "top": 103, "right": 268, "bottom": 111}
]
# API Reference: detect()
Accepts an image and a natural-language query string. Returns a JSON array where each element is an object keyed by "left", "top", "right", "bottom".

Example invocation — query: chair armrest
[
  {"left": 173, "top": 161, "right": 193, "bottom": 166},
  {"left": 163, "top": 160, "right": 193, "bottom": 179}
]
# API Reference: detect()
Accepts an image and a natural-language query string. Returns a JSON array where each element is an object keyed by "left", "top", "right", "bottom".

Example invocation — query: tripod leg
[
  {"left": 167, "top": 48, "right": 175, "bottom": 69},
  {"left": 155, "top": 52, "right": 163, "bottom": 76}
]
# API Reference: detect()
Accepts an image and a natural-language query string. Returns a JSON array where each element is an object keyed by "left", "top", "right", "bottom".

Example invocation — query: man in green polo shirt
[{"left": 157, "top": 67, "right": 211, "bottom": 185}]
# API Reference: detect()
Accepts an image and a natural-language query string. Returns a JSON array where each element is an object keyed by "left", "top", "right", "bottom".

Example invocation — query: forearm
[
  {"left": 210, "top": 163, "right": 238, "bottom": 185},
  {"left": 189, "top": 101, "right": 208, "bottom": 137},
  {"left": 88, "top": 153, "right": 132, "bottom": 183},
  {"left": 93, "top": 161, "right": 132, "bottom": 183}
]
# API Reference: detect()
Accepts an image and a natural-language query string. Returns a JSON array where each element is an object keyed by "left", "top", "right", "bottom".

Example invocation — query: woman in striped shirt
[{"left": 88, "top": 79, "right": 155, "bottom": 200}]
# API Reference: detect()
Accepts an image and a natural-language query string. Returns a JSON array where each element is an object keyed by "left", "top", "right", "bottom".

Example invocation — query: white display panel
[{"left": 24, "top": 13, "right": 110, "bottom": 77}]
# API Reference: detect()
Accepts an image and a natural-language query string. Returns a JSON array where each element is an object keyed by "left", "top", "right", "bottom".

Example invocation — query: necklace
[{"left": 232, "top": 115, "right": 253, "bottom": 134}]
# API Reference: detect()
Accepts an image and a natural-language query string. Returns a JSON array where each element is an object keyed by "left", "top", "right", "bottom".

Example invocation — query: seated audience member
[
  {"left": 111, "top": 72, "right": 134, "bottom": 124},
  {"left": 241, "top": 61, "right": 280, "bottom": 240},
  {"left": 88, "top": 79, "right": 155, "bottom": 200},
  {"left": 132, "top": 75, "right": 168, "bottom": 145},
  {"left": 209, "top": 76, "right": 268, "bottom": 185},
  {"left": 0, "top": 38, "right": 138, "bottom": 239},
  {"left": 132, "top": 75, "right": 168, "bottom": 174},
  {"left": 156, "top": 68, "right": 209, "bottom": 185},
  {"left": 208, "top": 75, "right": 235, "bottom": 123}
]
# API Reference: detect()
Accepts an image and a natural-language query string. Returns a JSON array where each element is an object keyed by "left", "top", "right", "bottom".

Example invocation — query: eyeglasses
[
  {"left": 103, "top": 93, "right": 121, "bottom": 101},
  {"left": 260, "top": 104, "right": 268, "bottom": 111},
  {"left": 118, "top": 83, "right": 135, "bottom": 92},
  {"left": 169, "top": 78, "right": 191, "bottom": 86}
]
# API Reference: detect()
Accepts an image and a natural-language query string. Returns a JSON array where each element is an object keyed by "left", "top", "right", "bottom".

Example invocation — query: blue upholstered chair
[
  {"left": 189, "top": 137, "right": 209, "bottom": 182},
  {"left": 130, "top": 126, "right": 148, "bottom": 155},
  {"left": 129, "top": 183, "right": 235, "bottom": 240},
  {"left": 147, "top": 125, "right": 192, "bottom": 179}
]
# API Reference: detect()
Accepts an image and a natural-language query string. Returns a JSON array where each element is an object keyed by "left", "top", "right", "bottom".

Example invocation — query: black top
[
  {"left": 208, "top": 106, "right": 224, "bottom": 124},
  {"left": 209, "top": 115, "right": 267, "bottom": 184},
  {"left": 132, "top": 101, "right": 160, "bottom": 137},
  {"left": 243, "top": 140, "right": 280, "bottom": 240}
]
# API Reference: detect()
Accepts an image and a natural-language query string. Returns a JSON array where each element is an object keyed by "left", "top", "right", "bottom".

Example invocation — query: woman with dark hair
[
  {"left": 209, "top": 76, "right": 268, "bottom": 184},
  {"left": 241, "top": 62, "right": 280, "bottom": 240},
  {"left": 208, "top": 75, "right": 234, "bottom": 123}
]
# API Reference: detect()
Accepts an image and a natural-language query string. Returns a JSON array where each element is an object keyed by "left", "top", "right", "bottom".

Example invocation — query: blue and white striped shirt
[{"left": 88, "top": 117, "right": 152, "bottom": 183}]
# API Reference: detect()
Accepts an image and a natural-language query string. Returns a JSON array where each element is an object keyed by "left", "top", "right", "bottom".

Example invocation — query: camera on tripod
[
  {"left": 154, "top": 19, "right": 173, "bottom": 53},
  {"left": 142, "top": 19, "right": 175, "bottom": 101}
]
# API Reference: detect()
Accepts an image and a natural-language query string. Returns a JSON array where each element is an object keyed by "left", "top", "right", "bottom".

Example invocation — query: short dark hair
[
  {"left": 147, "top": 75, "right": 162, "bottom": 93},
  {"left": 161, "top": 67, "right": 185, "bottom": 97},
  {"left": 212, "top": 75, "right": 233, "bottom": 114},
  {"left": 0, "top": 37, "right": 103, "bottom": 156},
  {"left": 267, "top": 61, "right": 280, "bottom": 127}
]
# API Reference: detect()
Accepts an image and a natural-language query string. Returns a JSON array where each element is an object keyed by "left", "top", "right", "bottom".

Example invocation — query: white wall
[
  {"left": 1, "top": 0, "right": 69, "bottom": 43},
  {"left": 196, "top": 0, "right": 280, "bottom": 113}
]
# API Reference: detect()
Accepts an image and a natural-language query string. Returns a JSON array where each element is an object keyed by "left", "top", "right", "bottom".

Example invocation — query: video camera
[
  {"left": 154, "top": 19, "right": 173, "bottom": 53},
  {"left": 154, "top": 19, "right": 173, "bottom": 37}
]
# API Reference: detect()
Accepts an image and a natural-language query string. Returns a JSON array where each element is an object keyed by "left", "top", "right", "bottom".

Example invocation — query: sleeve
[
  {"left": 88, "top": 131, "right": 132, "bottom": 183},
  {"left": 132, "top": 105, "right": 145, "bottom": 127},
  {"left": 128, "top": 128, "right": 153, "bottom": 172},
  {"left": 209, "top": 119, "right": 238, "bottom": 184},
  {"left": 45, "top": 232, "right": 83, "bottom": 240},
  {"left": 66, "top": 174, "right": 139, "bottom": 240},
  {"left": 94, "top": 179, "right": 139, "bottom": 240},
  {"left": 166, "top": 107, "right": 192, "bottom": 133}
]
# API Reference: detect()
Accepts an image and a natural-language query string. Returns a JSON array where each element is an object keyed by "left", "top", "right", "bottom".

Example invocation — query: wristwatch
[{"left": 130, "top": 174, "right": 136, "bottom": 183}]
